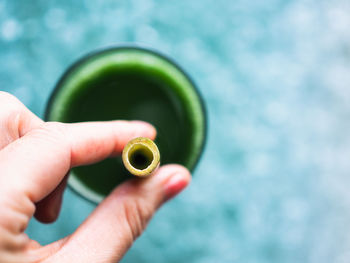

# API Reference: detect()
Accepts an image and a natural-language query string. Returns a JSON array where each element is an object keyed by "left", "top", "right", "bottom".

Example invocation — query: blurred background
[{"left": 1, "top": 0, "right": 350, "bottom": 262}]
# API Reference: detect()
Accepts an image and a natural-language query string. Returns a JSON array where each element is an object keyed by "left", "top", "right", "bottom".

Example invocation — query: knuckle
[
  {"left": 0, "top": 92, "right": 28, "bottom": 140},
  {"left": 0, "top": 91, "right": 17, "bottom": 101},
  {"left": 1, "top": 110, "right": 22, "bottom": 139},
  {"left": 40, "top": 122, "right": 69, "bottom": 143},
  {"left": 0, "top": 92, "right": 43, "bottom": 142},
  {"left": 0, "top": 94, "right": 23, "bottom": 119},
  {"left": 0, "top": 194, "right": 34, "bottom": 234},
  {"left": 40, "top": 121, "right": 71, "bottom": 150},
  {"left": 122, "top": 199, "right": 154, "bottom": 241},
  {"left": 42, "top": 121, "right": 66, "bottom": 133},
  {"left": 28, "top": 122, "right": 71, "bottom": 164},
  {"left": 0, "top": 110, "right": 24, "bottom": 145},
  {"left": 0, "top": 92, "right": 23, "bottom": 109},
  {"left": 0, "top": 228, "right": 28, "bottom": 253}
]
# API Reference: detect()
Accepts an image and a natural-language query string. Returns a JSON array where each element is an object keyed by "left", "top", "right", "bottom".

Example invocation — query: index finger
[{"left": 0, "top": 120, "right": 156, "bottom": 203}]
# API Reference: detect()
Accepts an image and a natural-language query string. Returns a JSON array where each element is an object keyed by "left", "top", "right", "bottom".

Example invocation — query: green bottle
[{"left": 45, "top": 46, "right": 207, "bottom": 203}]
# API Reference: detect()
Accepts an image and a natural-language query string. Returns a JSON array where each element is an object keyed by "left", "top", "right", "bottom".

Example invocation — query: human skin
[{"left": 0, "top": 91, "right": 191, "bottom": 263}]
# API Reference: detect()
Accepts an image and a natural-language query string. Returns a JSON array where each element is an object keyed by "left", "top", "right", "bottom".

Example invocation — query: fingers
[
  {"left": 32, "top": 120, "right": 156, "bottom": 223},
  {"left": 33, "top": 175, "right": 68, "bottom": 223},
  {"left": 0, "top": 92, "right": 43, "bottom": 150},
  {"left": 43, "top": 165, "right": 191, "bottom": 263},
  {"left": 0, "top": 120, "right": 156, "bottom": 203},
  {"left": 65, "top": 120, "right": 156, "bottom": 166}
]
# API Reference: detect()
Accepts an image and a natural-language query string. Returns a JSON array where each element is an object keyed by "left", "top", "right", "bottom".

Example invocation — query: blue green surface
[{"left": 1, "top": 0, "right": 350, "bottom": 262}]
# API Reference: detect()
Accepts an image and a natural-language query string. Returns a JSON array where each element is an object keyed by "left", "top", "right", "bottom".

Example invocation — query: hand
[{"left": 0, "top": 92, "right": 191, "bottom": 263}]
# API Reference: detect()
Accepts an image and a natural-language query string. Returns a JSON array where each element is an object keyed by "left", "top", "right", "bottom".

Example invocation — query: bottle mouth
[
  {"left": 128, "top": 144, "right": 154, "bottom": 170},
  {"left": 122, "top": 137, "right": 160, "bottom": 177}
]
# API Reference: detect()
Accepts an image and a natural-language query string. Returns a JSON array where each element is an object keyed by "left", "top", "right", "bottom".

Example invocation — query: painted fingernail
[{"left": 164, "top": 173, "right": 189, "bottom": 201}]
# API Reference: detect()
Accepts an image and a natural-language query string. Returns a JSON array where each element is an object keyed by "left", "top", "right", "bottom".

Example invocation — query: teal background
[{"left": 1, "top": 0, "right": 350, "bottom": 262}]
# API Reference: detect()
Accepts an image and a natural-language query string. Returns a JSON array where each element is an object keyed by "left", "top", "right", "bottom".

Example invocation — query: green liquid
[{"left": 46, "top": 48, "right": 206, "bottom": 202}]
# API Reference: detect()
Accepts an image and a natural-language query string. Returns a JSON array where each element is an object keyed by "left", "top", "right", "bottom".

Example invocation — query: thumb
[{"left": 45, "top": 164, "right": 191, "bottom": 263}]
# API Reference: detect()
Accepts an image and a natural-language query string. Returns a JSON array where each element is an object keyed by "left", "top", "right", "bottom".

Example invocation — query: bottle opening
[{"left": 128, "top": 144, "right": 154, "bottom": 170}]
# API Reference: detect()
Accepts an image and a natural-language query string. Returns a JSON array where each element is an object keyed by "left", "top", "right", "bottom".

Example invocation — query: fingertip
[
  {"left": 154, "top": 164, "right": 191, "bottom": 201},
  {"left": 34, "top": 206, "right": 59, "bottom": 224},
  {"left": 33, "top": 175, "right": 68, "bottom": 224},
  {"left": 156, "top": 164, "right": 191, "bottom": 179},
  {"left": 130, "top": 120, "right": 157, "bottom": 140}
]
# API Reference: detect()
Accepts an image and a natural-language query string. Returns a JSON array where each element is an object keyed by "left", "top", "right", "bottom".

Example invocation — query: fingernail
[{"left": 164, "top": 173, "right": 189, "bottom": 201}]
